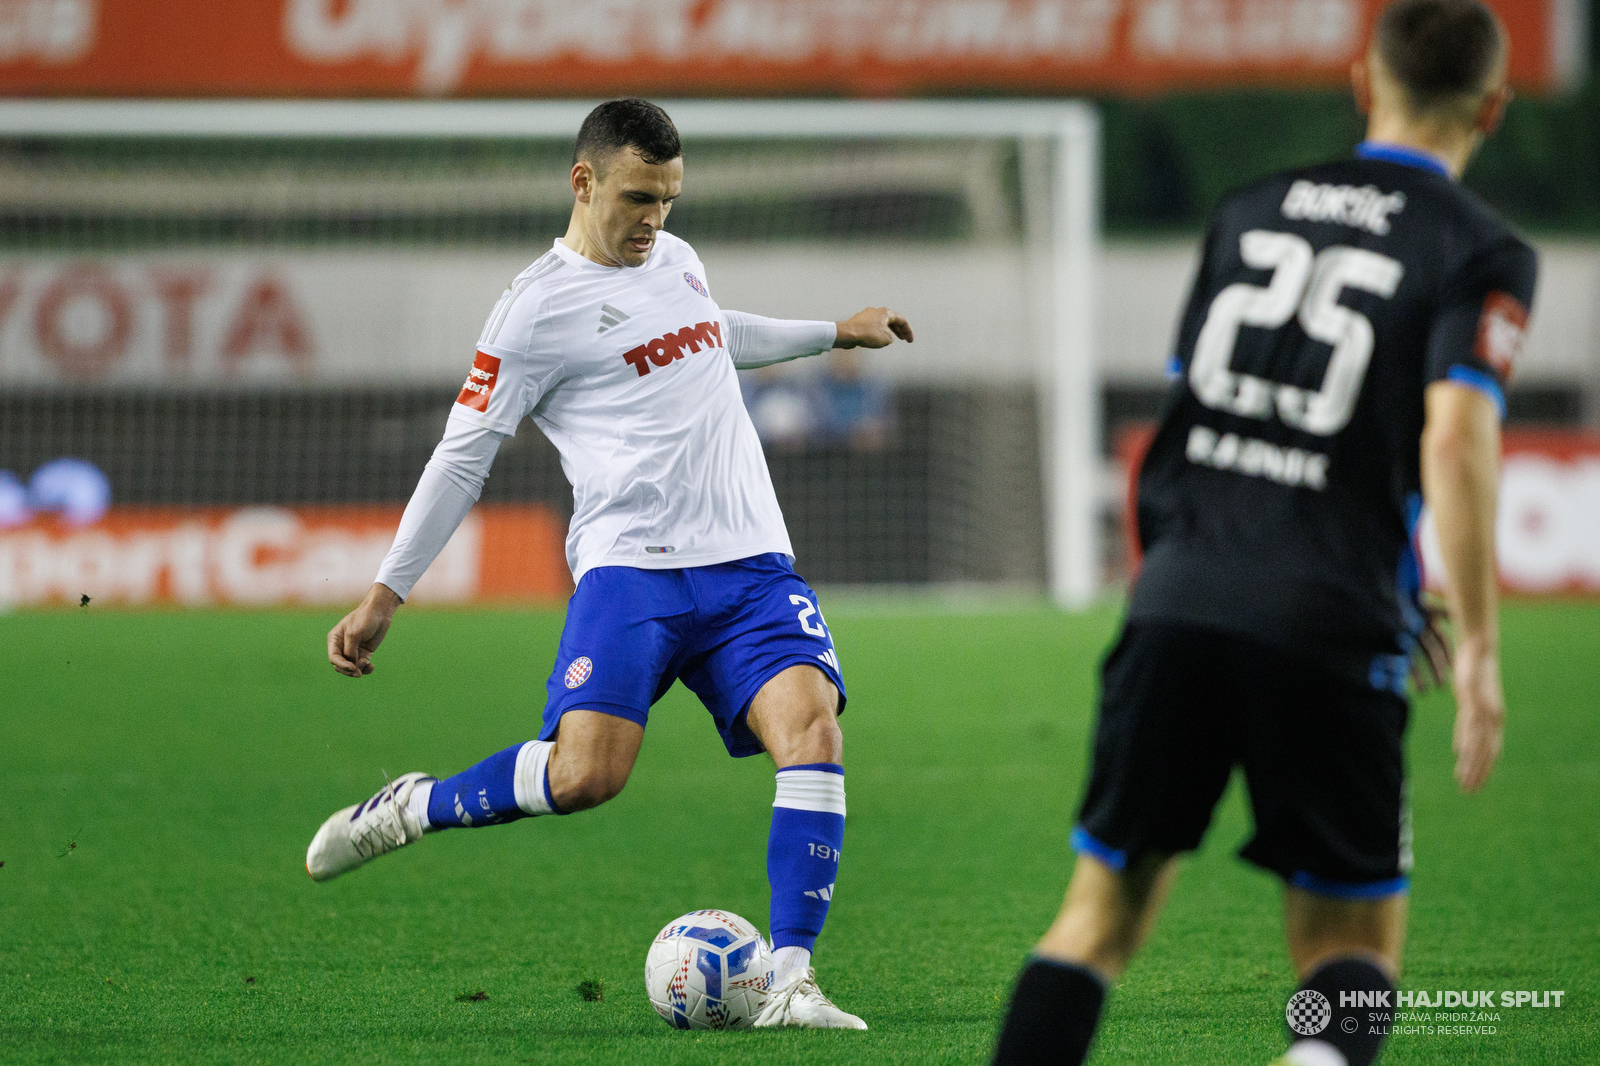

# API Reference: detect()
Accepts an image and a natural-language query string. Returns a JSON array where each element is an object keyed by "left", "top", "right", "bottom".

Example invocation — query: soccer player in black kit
[{"left": 992, "top": 3, "right": 1533, "bottom": 1066}]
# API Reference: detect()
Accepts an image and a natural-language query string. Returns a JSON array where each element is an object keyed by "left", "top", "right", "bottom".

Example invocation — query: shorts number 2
[{"left": 790, "top": 595, "right": 829, "bottom": 639}]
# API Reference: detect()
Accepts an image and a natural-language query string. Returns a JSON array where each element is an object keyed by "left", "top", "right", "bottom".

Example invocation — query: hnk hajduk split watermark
[{"left": 1287, "top": 988, "right": 1565, "bottom": 1040}]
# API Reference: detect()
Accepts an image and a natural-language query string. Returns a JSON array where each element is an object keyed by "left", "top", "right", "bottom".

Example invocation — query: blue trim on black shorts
[
  {"left": 1445, "top": 365, "right": 1507, "bottom": 420},
  {"left": 1290, "top": 870, "right": 1410, "bottom": 900},
  {"left": 1368, "top": 653, "right": 1410, "bottom": 696},
  {"left": 1356, "top": 140, "right": 1452, "bottom": 178},
  {"left": 1069, "top": 826, "right": 1128, "bottom": 873}
]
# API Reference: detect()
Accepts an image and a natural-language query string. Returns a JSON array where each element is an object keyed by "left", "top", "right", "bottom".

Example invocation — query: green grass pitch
[{"left": 2, "top": 600, "right": 1596, "bottom": 1065}]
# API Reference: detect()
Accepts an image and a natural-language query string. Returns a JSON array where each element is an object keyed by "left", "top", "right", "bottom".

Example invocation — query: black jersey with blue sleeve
[{"left": 1128, "top": 143, "right": 1538, "bottom": 685}]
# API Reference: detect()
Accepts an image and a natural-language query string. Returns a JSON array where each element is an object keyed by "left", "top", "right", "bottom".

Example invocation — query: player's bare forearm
[
  {"left": 1421, "top": 380, "right": 1504, "bottom": 791},
  {"left": 1422, "top": 382, "right": 1501, "bottom": 645},
  {"left": 327, "top": 582, "right": 403, "bottom": 678},
  {"left": 834, "top": 307, "right": 913, "bottom": 349}
]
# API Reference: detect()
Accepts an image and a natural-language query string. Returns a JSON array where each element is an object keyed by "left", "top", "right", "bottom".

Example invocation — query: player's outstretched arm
[
  {"left": 833, "top": 307, "right": 913, "bottom": 349},
  {"left": 1421, "top": 380, "right": 1504, "bottom": 792},
  {"left": 328, "top": 583, "right": 402, "bottom": 678},
  {"left": 721, "top": 308, "right": 910, "bottom": 370}
]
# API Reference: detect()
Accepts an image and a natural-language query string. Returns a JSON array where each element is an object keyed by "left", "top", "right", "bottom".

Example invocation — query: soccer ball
[{"left": 644, "top": 909, "right": 774, "bottom": 1029}]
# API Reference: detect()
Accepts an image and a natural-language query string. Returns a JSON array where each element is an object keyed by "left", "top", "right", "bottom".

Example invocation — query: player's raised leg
[
  {"left": 305, "top": 712, "right": 644, "bottom": 881},
  {"left": 309, "top": 563, "right": 683, "bottom": 882},
  {"left": 992, "top": 851, "right": 1178, "bottom": 1065},
  {"left": 743, "top": 663, "right": 865, "bottom": 1030}
]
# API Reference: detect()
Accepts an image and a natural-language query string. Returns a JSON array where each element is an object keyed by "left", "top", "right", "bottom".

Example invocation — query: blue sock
[
  {"left": 426, "top": 739, "right": 561, "bottom": 828},
  {"left": 767, "top": 763, "right": 846, "bottom": 953}
]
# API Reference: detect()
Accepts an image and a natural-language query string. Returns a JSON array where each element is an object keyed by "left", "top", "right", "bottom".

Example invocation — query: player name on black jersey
[{"left": 1281, "top": 179, "right": 1408, "bottom": 235}]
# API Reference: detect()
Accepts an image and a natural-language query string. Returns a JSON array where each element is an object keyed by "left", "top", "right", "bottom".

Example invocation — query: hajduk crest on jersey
[{"left": 564, "top": 656, "right": 593, "bottom": 689}]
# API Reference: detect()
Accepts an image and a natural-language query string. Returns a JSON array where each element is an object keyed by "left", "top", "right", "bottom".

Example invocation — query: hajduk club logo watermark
[
  {"left": 564, "top": 656, "right": 593, "bottom": 689},
  {"left": 1287, "top": 989, "right": 1332, "bottom": 1036},
  {"left": 683, "top": 272, "right": 708, "bottom": 297}
]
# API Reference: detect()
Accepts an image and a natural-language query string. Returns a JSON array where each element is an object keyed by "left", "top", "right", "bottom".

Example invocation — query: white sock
[
  {"left": 773, "top": 945, "right": 811, "bottom": 979},
  {"left": 408, "top": 779, "right": 437, "bottom": 832},
  {"left": 1285, "top": 1040, "right": 1348, "bottom": 1066},
  {"left": 512, "top": 740, "right": 559, "bottom": 815}
]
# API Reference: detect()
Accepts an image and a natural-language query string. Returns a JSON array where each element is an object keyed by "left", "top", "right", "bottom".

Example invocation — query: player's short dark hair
[
  {"left": 573, "top": 99, "right": 681, "bottom": 176},
  {"left": 1374, "top": 0, "right": 1504, "bottom": 113}
]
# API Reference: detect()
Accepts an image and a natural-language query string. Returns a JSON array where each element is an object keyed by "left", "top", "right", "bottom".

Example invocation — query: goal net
[{"left": 0, "top": 100, "right": 1100, "bottom": 608}]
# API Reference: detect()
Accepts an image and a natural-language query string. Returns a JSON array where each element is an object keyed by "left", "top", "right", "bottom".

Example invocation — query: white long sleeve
[
  {"left": 724, "top": 310, "right": 837, "bottom": 369},
  {"left": 374, "top": 414, "right": 505, "bottom": 601}
]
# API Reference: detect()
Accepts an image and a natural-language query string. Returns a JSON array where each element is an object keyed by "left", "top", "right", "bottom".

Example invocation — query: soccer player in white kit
[{"left": 305, "top": 100, "right": 912, "bottom": 1030}]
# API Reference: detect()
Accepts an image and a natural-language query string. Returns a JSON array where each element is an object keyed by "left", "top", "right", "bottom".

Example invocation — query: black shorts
[{"left": 1074, "top": 621, "right": 1411, "bottom": 898}]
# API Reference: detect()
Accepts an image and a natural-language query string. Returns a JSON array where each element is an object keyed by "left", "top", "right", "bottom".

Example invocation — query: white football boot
[
  {"left": 753, "top": 967, "right": 868, "bottom": 1030},
  {"left": 305, "top": 772, "right": 432, "bottom": 882}
]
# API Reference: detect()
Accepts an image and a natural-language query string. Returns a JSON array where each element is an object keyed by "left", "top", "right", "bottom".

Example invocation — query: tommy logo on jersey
[
  {"left": 622, "top": 319, "right": 723, "bottom": 377},
  {"left": 456, "top": 351, "right": 501, "bottom": 412},
  {"left": 1476, "top": 291, "right": 1528, "bottom": 380},
  {"left": 683, "top": 272, "right": 708, "bottom": 297}
]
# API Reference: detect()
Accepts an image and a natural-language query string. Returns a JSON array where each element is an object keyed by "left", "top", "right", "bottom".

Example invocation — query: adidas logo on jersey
[
  {"left": 596, "top": 303, "right": 630, "bottom": 334},
  {"left": 622, "top": 319, "right": 723, "bottom": 377},
  {"left": 804, "top": 883, "right": 835, "bottom": 901}
]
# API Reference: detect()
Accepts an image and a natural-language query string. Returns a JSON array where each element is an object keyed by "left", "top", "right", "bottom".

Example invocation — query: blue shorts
[{"left": 539, "top": 553, "right": 846, "bottom": 758}]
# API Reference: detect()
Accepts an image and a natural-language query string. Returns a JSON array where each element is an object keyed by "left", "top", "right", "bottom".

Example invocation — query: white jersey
[{"left": 454, "top": 232, "right": 821, "bottom": 583}]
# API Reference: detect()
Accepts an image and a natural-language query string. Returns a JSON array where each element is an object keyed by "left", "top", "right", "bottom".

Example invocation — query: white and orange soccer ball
[{"left": 644, "top": 910, "right": 774, "bottom": 1030}]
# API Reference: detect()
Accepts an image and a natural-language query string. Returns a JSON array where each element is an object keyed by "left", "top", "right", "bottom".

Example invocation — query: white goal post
[{"left": 0, "top": 97, "right": 1102, "bottom": 608}]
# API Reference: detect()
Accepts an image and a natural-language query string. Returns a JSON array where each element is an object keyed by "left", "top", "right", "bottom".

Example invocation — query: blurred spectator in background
[
  {"left": 743, "top": 349, "right": 894, "bottom": 452},
  {"left": 812, "top": 348, "right": 891, "bottom": 451},
  {"left": 742, "top": 365, "right": 816, "bottom": 450}
]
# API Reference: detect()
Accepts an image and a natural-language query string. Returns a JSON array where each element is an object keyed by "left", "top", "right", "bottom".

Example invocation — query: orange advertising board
[
  {"left": 0, "top": 1, "right": 1581, "bottom": 99},
  {"left": 0, "top": 504, "right": 572, "bottom": 607}
]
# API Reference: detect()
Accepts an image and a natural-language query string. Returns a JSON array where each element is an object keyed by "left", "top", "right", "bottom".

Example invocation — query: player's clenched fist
[
  {"left": 328, "top": 582, "right": 403, "bottom": 678},
  {"left": 834, "top": 307, "right": 913, "bottom": 349}
]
